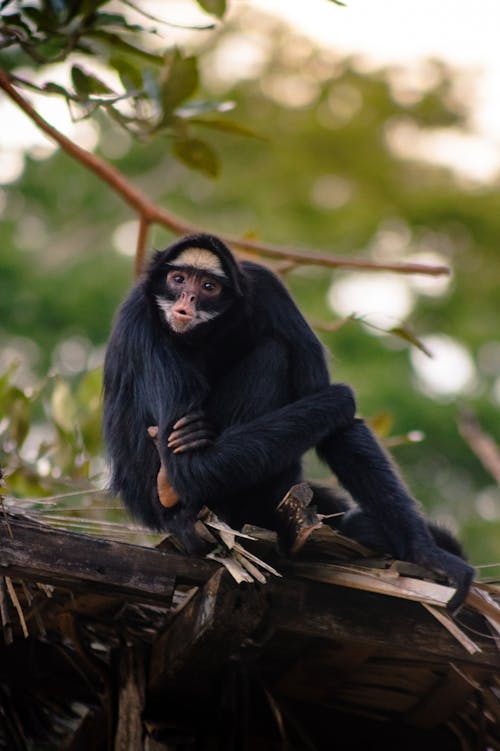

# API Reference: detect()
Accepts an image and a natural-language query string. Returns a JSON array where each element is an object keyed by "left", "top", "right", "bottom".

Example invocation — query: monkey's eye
[
  {"left": 202, "top": 279, "right": 221, "bottom": 294},
  {"left": 168, "top": 272, "right": 185, "bottom": 285}
]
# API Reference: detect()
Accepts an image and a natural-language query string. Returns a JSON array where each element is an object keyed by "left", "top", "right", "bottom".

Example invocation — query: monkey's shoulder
[
  {"left": 239, "top": 260, "right": 321, "bottom": 348},
  {"left": 240, "top": 260, "right": 300, "bottom": 313},
  {"left": 240, "top": 259, "right": 288, "bottom": 289}
]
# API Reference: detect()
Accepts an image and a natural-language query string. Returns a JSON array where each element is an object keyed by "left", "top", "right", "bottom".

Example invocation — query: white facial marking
[
  {"left": 156, "top": 296, "right": 219, "bottom": 334},
  {"left": 171, "top": 248, "right": 226, "bottom": 278}
]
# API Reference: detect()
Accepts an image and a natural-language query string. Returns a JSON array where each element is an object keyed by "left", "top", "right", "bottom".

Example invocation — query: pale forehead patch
[{"left": 171, "top": 247, "right": 226, "bottom": 277}]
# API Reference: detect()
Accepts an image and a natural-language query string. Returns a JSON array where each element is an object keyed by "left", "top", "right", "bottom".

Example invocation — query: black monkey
[{"left": 103, "top": 233, "right": 474, "bottom": 611}]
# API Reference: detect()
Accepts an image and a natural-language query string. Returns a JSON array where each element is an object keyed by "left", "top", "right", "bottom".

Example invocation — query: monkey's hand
[
  {"left": 168, "top": 411, "right": 216, "bottom": 454},
  {"left": 411, "top": 544, "right": 475, "bottom": 615}
]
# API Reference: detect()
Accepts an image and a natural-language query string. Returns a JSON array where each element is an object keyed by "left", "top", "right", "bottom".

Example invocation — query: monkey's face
[
  {"left": 150, "top": 243, "right": 243, "bottom": 336},
  {"left": 157, "top": 267, "right": 227, "bottom": 334}
]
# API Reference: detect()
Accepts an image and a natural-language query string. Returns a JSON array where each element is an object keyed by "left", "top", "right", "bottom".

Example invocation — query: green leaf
[
  {"left": 32, "top": 33, "right": 70, "bottom": 60},
  {"left": 43, "top": 81, "right": 72, "bottom": 97},
  {"left": 20, "top": 6, "right": 44, "bottom": 28},
  {"left": 369, "top": 411, "right": 394, "bottom": 439},
  {"left": 93, "top": 11, "right": 149, "bottom": 33},
  {"left": 71, "top": 64, "right": 115, "bottom": 99},
  {"left": 173, "top": 137, "right": 220, "bottom": 177},
  {"left": 389, "top": 326, "right": 432, "bottom": 357},
  {"left": 51, "top": 379, "right": 77, "bottom": 433},
  {"left": 93, "top": 12, "right": 131, "bottom": 26},
  {"left": 87, "top": 30, "right": 165, "bottom": 67},
  {"left": 195, "top": 0, "right": 227, "bottom": 18},
  {"left": 76, "top": 367, "right": 102, "bottom": 410},
  {"left": 71, "top": 64, "right": 91, "bottom": 97},
  {"left": 189, "top": 116, "right": 267, "bottom": 141},
  {"left": 109, "top": 55, "right": 143, "bottom": 91},
  {"left": 160, "top": 49, "right": 199, "bottom": 120},
  {"left": 7, "top": 388, "right": 32, "bottom": 447},
  {"left": 79, "top": 0, "right": 109, "bottom": 16}
]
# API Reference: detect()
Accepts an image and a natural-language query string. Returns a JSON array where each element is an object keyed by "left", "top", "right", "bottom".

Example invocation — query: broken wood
[
  {"left": 114, "top": 641, "right": 146, "bottom": 751},
  {"left": 0, "top": 513, "right": 218, "bottom": 604},
  {"left": 0, "top": 508, "right": 499, "bottom": 749},
  {"left": 267, "top": 577, "right": 500, "bottom": 667},
  {"left": 274, "top": 482, "right": 323, "bottom": 554},
  {"left": 0, "top": 577, "right": 13, "bottom": 645},
  {"left": 148, "top": 568, "right": 265, "bottom": 700}
]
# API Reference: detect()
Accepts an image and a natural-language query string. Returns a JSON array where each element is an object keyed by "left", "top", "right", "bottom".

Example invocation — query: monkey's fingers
[
  {"left": 168, "top": 428, "right": 215, "bottom": 451},
  {"left": 173, "top": 438, "right": 213, "bottom": 454},
  {"left": 168, "top": 423, "right": 213, "bottom": 446},
  {"left": 415, "top": 546, "right": 474, "bottom": 615},
  {"left": 172, "top": 412, "right": 206, "bottom": 431}
]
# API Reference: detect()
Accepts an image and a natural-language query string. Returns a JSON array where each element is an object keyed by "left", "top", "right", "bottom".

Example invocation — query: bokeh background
[{"left": 1, "top": 0, "right": 500, "bottom": 566}]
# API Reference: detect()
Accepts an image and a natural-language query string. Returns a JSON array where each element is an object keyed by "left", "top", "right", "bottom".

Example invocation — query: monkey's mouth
[{"left": 170, "top": 310, "right": 196, "bottom": 332}]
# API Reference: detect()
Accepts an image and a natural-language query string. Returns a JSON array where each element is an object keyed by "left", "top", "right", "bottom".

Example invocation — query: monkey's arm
[
  {"left": 317, "top": 420, "right": 474, "bottom": 612},
  {"left": 162, "top": 380, "right": 356, "bottom": 503}
]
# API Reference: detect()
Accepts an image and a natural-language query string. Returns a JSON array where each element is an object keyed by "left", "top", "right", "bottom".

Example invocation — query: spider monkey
[{"left": 103, "top": 233, "right": 474, "bottom": 612}]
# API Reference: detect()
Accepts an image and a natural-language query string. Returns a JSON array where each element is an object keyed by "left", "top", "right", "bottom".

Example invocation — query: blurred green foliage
[
  {"left": 1, "top": 5, "right": 500, "bottom": 567},
  {"left": 0, "top": 0, "right": 240, "bottom": 175}
]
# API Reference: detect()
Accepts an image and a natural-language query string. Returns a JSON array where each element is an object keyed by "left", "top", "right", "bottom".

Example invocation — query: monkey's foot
[
  {"left": 147, "top": 425, "right": 180, "bottom": 508},
  {"left": 275, "top": 482, "right": 323, "bottom": 556}
]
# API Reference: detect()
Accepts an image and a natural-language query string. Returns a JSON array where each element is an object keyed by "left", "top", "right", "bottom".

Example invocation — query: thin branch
[
  {"left": 0, "top": 69, "right": 192, "bottom": 233},
  {"left": 135, "top": 215, "right": 150, "bottom": 278},
  {"left": 0, "top": 71, "right": 451, "bottom": 278},
  {"left": 457, "top": 408, "right": 500, "bottom": 486}
]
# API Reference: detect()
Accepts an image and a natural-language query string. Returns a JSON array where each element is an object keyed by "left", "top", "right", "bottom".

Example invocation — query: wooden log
[
  {"left": 114, "top": 642, "right": 146, "bottom": 751},
  {"left": 61, "top": 708, "right": 108, "bottom": 751},
  {"left": 148, "top": 569, "right": 266, "bottom": 699},
  {"left": 267, "top": 578, "right": 500, "bottom": 668},
  {"left": 0, "top": 514, "right": 218, "bottom": 604},
  {"left": 403, "top": 666, "right": 479, "bottom": 728}
]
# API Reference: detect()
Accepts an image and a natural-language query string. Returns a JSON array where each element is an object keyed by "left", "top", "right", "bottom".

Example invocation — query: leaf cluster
[
  {"left": 0, "top": 0, "right": 261, "bottom": 176},
  {"left": 0, "top": 363, "right": 104, "bottom": 498}
]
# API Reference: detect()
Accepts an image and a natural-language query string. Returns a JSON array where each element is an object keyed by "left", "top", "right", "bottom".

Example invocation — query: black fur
[{"left": 103, "top": 233, "right": 474, "bottom": 611}]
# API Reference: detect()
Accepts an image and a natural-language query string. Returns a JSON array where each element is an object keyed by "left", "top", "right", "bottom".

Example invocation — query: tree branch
[
  {"left": 0, "top": 71, "right": 451, "bottom": 279},
  {"left": 134, "top": 215, "right": 150, "bottom": 278},
  {"left": 457, "top": 408, "right": 500, "bottom": 486}
]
